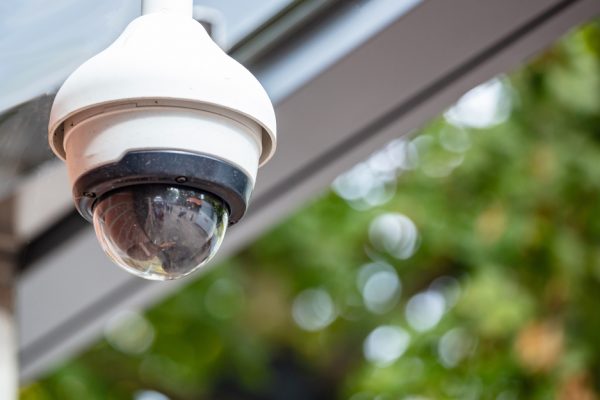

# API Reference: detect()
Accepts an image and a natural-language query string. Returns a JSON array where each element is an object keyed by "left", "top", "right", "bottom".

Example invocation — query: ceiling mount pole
[
  {"left": 141, "top": 0, "right": 193, "bottom": 16},
  {"left": 0, "top": 255, "right": 17, "bottom": 400}
]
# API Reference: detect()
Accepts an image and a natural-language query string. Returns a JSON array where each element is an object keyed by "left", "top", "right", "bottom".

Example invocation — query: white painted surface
[
  {"left": 14, "top": 162, "right": 71, "bottom": 243},
  {"left": 0, "top": 309, "right": 17, "bottom": 400},
  {"left": 141, "top": 0, "right": 192, "bottom": 16},
  {"left": 64, "top": 107, "right": 263, "bottom": 183}
]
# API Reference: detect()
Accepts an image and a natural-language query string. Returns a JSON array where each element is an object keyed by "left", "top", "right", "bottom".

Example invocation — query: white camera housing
[{"left": 48, "top": 0, "right": 277, "bottom": 280}]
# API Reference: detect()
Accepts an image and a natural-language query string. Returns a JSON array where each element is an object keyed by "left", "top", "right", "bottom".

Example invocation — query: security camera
[{"left": 47, "top": 0, "right": 276, "bottom": 280}]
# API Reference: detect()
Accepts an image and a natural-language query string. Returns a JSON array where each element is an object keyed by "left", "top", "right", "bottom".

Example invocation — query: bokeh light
[
  {"left": 134, "top": 390, "right": 170, "bottom": 400},
  {"left": 384, "top": 138, "right": 419, "bottom": 171},
  {"left": 439, "top": 124, "right": 471, "bottom": 153},
  {"left": 363, "top": 325, "right": 411, "bottom": 367},
  {"left": 369, "top": 213, "right": 419, "bottom": 259},
  {"left": 332, "top": 162, "right": 397, "bottom": 210},
  {"left": 292, "top": 288, "right": 337, "bottom": 331},
  {"left": 405, "top": 291, "right": 446, "bottom": 332},
  {"left": 412, "top": 135, "right": 465, "bottom": 178},
  {"left": 437, "top": 328, "right": 476, "bottom": 368},
  {"left": 444, "top": 77, "right": 512, "bottom": 128},
  {"left": 332, "top": 138, "right": 423, "bottom": 210},
  {"left": 104, "top": 310, "right": 155, "bottom": 355},
  {"left": 356, "top": 262, "right": 401, "bottom": 314}
]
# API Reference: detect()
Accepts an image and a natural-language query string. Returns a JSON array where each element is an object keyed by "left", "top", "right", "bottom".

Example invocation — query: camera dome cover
[{"left": 93, "top": 184, "right": 229, "bottom": 280}]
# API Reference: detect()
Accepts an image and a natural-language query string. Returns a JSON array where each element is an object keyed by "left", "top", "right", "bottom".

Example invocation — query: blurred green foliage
[{"left": 21, "top": 20, "right": 600, "bottom": 400}]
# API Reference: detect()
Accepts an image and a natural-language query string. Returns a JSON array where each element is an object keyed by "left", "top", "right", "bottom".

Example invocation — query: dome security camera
[{"left": 47, "top": 0, "right": 277, "bottom": 281}]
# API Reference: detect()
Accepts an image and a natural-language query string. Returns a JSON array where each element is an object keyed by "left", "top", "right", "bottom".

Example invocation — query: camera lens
[{"left": 92, "top": 185, "right": 228, "bottom": 280}]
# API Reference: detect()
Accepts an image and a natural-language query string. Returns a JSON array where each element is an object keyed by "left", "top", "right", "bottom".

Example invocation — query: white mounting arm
[{"left": 142, "top": 0, "right": 193, "bottom": 16}]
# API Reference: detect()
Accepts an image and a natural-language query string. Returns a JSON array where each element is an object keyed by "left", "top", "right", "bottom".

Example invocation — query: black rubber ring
[{"left": 72, "top": 150, "right": 253, "bottom": 224}]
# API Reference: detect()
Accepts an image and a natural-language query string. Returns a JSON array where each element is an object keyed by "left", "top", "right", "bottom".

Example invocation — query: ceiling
[{"left": 0, "top": 0, "right": 294, "bottom": 113}]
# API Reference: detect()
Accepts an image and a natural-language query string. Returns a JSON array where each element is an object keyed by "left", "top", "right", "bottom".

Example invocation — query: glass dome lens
[{"left": 92, "top": 185, "right": 228, "bottom": 280}]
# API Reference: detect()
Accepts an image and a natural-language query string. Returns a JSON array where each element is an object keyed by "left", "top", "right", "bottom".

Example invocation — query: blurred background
[
  {"left": 1, "top": 0, "right": 599, "bottom": 399},
  {"left": 20, "top": 18, "right": 600, "bottom": 400}
]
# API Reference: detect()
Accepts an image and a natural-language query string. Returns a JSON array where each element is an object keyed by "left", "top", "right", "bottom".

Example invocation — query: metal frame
[{"left": 9, "top": 0, "right": 600, "bottom": 381}]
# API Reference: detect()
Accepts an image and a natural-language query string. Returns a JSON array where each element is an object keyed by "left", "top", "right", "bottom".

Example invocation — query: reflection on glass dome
[{"left": 93, "top": 185, "right": 228, "bottom": 280}]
